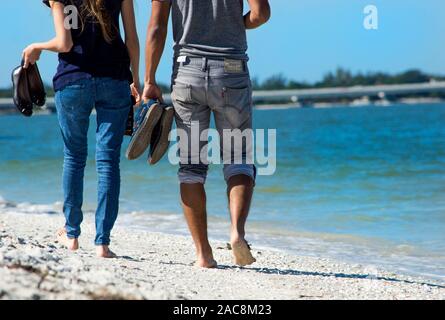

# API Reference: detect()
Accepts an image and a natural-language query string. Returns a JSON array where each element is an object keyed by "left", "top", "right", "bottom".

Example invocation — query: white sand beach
[{"left": 0, "top": 200, "right": 444, "bottom": 300}]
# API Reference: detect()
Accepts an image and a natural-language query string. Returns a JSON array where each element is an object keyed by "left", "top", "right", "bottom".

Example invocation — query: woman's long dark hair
[{"left": 80, "top": 0, "right": 115, "bottom": 43}]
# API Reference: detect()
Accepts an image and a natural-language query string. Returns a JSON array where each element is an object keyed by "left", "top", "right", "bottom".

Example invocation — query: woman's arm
[
  {"left": 22, "top": 1, "right": 73, "bottom": 68},
  {"left": 121, "top": 0, "right": 141, "bottom": 103}
]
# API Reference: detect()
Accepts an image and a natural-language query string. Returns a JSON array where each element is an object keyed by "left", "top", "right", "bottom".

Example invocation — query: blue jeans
[{"left": 55, "top": 78, "right": 131, "bottom": 245}]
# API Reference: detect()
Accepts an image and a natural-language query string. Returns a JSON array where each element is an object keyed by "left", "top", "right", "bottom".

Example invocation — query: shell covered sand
[{"left": 0, "top": 211, "right": 444, "bottom": 300}]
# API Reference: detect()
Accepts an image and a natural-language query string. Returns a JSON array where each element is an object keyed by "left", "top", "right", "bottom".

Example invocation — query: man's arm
[
  {"left": 245, "top": 0, "right": 271, "bottom": 29},
  {"left": 142, "top": 0, "right": 171, "bottom": 102}
]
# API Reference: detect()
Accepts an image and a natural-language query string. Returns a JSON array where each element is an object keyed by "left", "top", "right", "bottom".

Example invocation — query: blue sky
[{"left": 1, "top": 0, "right": 444, "bottom": 88}]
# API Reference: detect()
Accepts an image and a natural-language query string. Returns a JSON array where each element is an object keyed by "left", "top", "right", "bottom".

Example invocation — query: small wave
[
  {"left": 15, "top": 203, "right": 61, "bottom": 215},
  {"left": 0, "top": 196, "right": 62, "bottom": 215}
]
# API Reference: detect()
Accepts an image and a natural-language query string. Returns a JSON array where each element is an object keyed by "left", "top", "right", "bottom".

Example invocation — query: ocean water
[{"left": 0, "top": 103, "right": 444, "bottom": 282}]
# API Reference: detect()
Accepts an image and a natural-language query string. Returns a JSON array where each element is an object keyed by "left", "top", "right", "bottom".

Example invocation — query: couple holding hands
[{"left": 22, "top": 0, "right": 270, "bottom": 268}]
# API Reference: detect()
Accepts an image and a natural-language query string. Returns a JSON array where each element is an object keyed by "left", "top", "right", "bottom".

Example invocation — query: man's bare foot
[
  {"left": 231, "top": 238, "right": 256, "bottom": 267},
  {"left": 56, "top": 228, "right": 79, "bottom": 251},
  {"left": 195, "top": 248, "right": 217, "bottom": 268},
  {"left": 96, "top": 245, "right": 117, "bottom": 258},
  {"left": 195, "top": 256, "right": 218, "bottom": 268}
]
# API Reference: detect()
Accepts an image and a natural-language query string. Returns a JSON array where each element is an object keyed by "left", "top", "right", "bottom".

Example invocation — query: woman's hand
[
  {"left": 22, "top": 44, "right": 42, "bottom": 68},
  {"left": 130, "top": 81, "right": 142, "bottom": 106}
]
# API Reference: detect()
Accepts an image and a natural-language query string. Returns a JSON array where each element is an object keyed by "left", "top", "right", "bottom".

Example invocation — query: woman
[{"left": 22, "top": 0, "right": 140, "bottom": 258}]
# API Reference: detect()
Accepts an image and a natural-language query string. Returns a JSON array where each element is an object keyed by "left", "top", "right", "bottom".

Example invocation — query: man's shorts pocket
[
  {"left": 172, "top": 84, "right": 194, "bottom": 124},
  {"left": 223, "top": 86, "right": 252, "bottom": 129},
  {"left": 172, "top": 84, "right": 192, "bottom": 103}
]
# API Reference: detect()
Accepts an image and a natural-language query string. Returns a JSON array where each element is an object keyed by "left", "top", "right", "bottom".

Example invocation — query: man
[{"left": 142, "top": 0, "right": 271, "bottom": 268}]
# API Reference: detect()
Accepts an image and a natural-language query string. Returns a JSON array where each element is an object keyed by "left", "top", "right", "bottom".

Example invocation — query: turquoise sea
[{"left": 0, "top": 103, "right": 444, "bottom": 281}]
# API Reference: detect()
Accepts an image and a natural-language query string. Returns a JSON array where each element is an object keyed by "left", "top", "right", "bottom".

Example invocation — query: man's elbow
[
  {"left": 252, "top": 5, "right": 271, "bottom": 26},
  {"left": 147, "top": 23, "right": 168, "bottom": 41}
]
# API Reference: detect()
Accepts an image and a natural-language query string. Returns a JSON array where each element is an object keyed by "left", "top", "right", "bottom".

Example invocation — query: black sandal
[
  {"left": 11, "top": 60, "right": 33, "bottom": 117},
  {"left": 27, "top": 62, "right": 46, "bottom": 107},
  {"left": 11, "top": 60, "right": 47, "bottom": 117}
]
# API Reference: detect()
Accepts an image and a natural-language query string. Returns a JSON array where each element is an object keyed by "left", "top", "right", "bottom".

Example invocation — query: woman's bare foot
[
  {"left": 96, "top": 245, "right": 117, "bottom": 258},
  {"left": 231, "top": 238, "right": 256, "bottom": 267},
  {"left": 56, "top": 228, "right": 79, "bottom": 251}
]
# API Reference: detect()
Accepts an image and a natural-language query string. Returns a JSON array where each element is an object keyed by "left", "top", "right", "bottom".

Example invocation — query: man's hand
[
  {"left": 142, "top": 83, "right": 163, "bottom": 103},
  {"left": 22, "top": 44, "right": 42, "bottom": 68}
]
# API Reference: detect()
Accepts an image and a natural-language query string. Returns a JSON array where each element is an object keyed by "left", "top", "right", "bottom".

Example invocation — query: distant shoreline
[
  {"left": 1, "top": 97, "right": 444, "bottom": 116},
  {"left": 255, "top": 97, "right": 445, "bottom": 110},
  {"left": 3, "top": 81, "right": 445, "bottom": 114}
]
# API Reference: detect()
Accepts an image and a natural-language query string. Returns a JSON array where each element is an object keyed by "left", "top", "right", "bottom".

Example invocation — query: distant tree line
[
  {"left": 0, "top": 87, "right": 12, "bottom": 98},
  {"left": 0, "top": 85, "right": 54, "bottom": 98},
  {"left": 1, "top": 69, "right": 444, "bottom": 97},
  {"left": 251, "top": 68, "right": 445, "bottom": 90}
]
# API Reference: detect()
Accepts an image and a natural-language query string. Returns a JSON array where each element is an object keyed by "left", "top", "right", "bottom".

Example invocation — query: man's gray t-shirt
[{"left": 157, "top": 0, "right": 248, "bottom": 60}]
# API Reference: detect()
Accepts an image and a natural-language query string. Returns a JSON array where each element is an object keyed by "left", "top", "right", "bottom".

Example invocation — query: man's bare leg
[
  {"left": 180, "top": 183, "right": 217, "bottom": 268},
  {"left": 227, "top": 174, "right": 256, "bottom": 266}
]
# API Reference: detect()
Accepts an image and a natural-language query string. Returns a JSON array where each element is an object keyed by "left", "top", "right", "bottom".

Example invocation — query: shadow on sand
[
  {"left": 215, "top": 264, "right": 445, "bottom": 289},
  {"left": 157, "top": 259, "right": 444, "bottom": 289}
]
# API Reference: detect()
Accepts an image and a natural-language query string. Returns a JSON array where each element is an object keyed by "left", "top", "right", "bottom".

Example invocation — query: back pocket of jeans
[
  {"left": 58, "top": 84, "right": 85, "bottom": 112},
  {"left": 172, "top": 84, "right": 192, "bottom": 103},
  {"left": 172, "top": 84, "right": 194, "bottom": 123},
  {"left": 223, "top": 86, "right": 252, "bottom": 129}
]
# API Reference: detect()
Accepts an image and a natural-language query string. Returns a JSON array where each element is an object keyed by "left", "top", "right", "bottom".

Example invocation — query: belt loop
[
  {"left": 176, "top": 55, "right": 187, "bottom": 67},
  {"left": 182, "top": 56, "right": 188, "bottom": 67},
  {"left": 201, "top": 57, "right": 207, "bottom": 72}
]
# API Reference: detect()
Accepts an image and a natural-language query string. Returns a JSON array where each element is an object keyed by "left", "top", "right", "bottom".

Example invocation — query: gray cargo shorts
[{"left": 171, "top": 56, "right": 256, "bottom": 184}]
